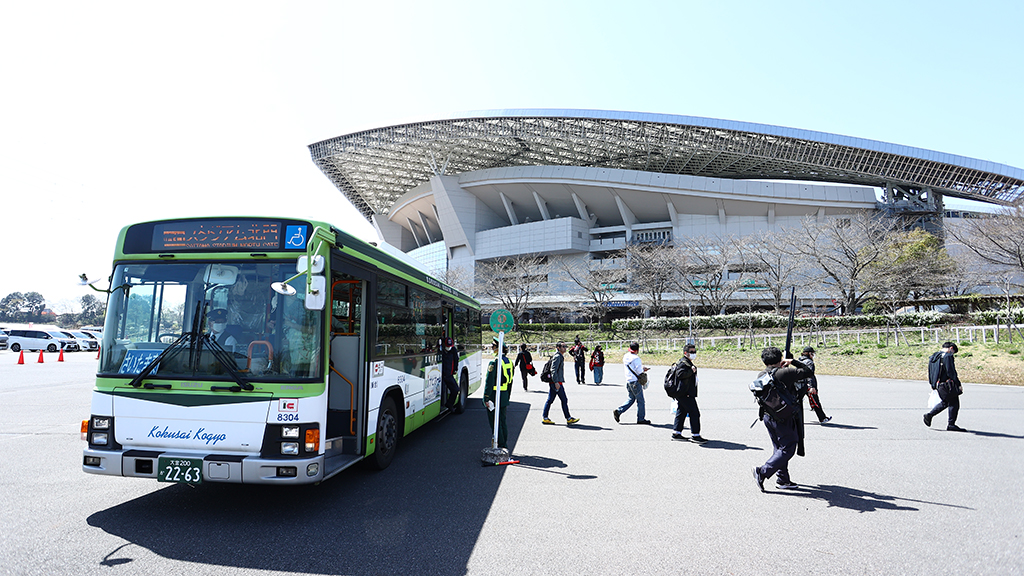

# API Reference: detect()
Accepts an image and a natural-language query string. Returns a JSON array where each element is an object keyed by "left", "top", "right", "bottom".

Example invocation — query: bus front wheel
[{"left": 370, "top": 397, "right": 399, "bottom": 470}]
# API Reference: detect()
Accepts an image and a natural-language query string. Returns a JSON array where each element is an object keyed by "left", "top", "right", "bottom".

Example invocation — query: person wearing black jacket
[
  {"left": 440, "top": 337, "right": 460, "bottom": 409},
  {"left": 514, "top": 344, "right": 533, "bottom": 391},
  {"left": 752, "top": 346, "right": 811, "bottom": 492},
  {"left": 924, "top": 342, "right": 965, "bottom": 432},
  {"left": 798, "top": 346, "right": 831, "bottom": 424},
  {"left": 671, "top": 344, "right": 706, "bottom": 443}
]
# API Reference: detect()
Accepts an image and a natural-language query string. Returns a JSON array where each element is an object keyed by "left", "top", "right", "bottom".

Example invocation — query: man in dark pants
[
  {"left": 752, "top": 346, "right": 811, "bottom": 491},
  {"left": 440, "top": 337, "right": 460, "bottom": 409},
  {"left": 671, "top": 344, "right": 706, "bottom": 443},
  {"left": 799, "top": 346, "right": 831, "bottom": 424},
  {"left": 543, "top": 342, "right": 580, "bottom": 425},
  {"left": 924, "top": 342, "right": 965, "bottom": 431},
  {"left": 570, "top": 336, "right": 588, "bottom": 385},
  {"left": 484, "top": 341, "right": 514, "bottom": 449}
]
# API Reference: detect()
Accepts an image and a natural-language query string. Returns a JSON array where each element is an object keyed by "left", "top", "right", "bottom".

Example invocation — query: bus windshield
[{"left": 99, "top": 261, "right": 323, "bottom": 382}]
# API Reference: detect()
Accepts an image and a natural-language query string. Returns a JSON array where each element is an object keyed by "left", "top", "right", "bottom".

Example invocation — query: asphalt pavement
[{"left": 1, "top": 350, "right": 1022, "bottom": 575}]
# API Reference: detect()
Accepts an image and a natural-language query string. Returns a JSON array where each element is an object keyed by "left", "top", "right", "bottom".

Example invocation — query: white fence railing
[{"left": 510, "top": 324, "right": 1024, "bottom": 355}]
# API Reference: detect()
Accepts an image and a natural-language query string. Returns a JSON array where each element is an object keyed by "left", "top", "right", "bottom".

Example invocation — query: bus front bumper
[{"left": 82, "top": 448, "right": 325, "bottom": 485}]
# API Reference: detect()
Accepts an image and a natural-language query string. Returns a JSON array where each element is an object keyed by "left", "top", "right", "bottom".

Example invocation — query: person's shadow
[{"left": 771, "top": 484, "right": 974, "bottom": 513}]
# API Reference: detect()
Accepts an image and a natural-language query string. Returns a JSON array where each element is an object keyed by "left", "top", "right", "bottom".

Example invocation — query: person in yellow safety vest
[{"left": 484, "top": 339, "right": 514, "bottom": 450}]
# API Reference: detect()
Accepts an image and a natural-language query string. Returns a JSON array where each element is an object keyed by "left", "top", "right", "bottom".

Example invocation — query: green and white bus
[{"left": 82, "top": 217, "right": 481, "bottom": 485}]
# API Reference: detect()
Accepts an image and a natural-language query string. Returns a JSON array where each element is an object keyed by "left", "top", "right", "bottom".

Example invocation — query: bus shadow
[{"left": 86, "top": 401, "right": 530, "bottom": 576}]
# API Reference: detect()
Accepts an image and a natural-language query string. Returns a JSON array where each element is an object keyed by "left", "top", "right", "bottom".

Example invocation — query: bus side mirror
[{"left": 305, "top": 276, "right": 326, "bottom": 311}]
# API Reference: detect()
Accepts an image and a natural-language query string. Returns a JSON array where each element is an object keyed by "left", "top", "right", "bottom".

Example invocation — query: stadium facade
[{"left": 309, "top": 109, "right": 1024, "bottom": 317}]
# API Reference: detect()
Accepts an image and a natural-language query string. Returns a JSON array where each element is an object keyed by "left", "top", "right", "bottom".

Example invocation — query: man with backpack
[
  {"left": 751, "top": 346, "right": 811, "bottom": 492},
  {"left": 924, "top": 342, "right": 966, "bottom": 432},
  {"left": 542, "top": 342, "right": 580, "bottom": 425},
  {"left": 668, "top": 344, "right": 706, "bottom": 443}
]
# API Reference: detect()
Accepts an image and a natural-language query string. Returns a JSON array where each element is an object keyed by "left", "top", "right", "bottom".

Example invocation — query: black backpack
[
  {"left": 750, "top": 368, "right": 797, "bottom": 421},
  {"left": 540, "top": 358, "right": 554, "bottom": 383},
  {"left": 664, "top": 358, "right": 695, "bottom": 399},
  {"left": 927, "top": 351, "right": 944, "bottom": 390}
]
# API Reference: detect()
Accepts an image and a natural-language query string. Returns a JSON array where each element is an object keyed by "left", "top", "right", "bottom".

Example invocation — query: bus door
[{"left": 326, "top": 263, "right": 372, "bottom": 461}]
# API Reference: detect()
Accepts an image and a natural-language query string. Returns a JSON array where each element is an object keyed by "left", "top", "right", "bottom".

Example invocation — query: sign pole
[
  {"left": 482, "top": 309, "right": 516, "bottom": 465},
  {"left": 491, "top": 330, "right": 504, "bottom": 449}
]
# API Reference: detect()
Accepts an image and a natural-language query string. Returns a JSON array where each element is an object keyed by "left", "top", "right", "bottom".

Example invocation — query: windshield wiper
[
  {"left": 126, "top": 300, "right": 205, "bottom": 389},
  {"left": 202, "top": 335, "right": 254, "bottom": 392}
]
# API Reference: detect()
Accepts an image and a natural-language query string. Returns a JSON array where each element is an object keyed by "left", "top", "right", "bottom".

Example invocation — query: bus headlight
[
  {"left": 280, "top": 442, "right": 299, "bottom": 455},
  {"left": 281, "top": 425, "right": 300, "bottom": 439},
  {"left": 92, "top": 416, "right": 110, "bottom": 430},
  {"left": 91, "top": 433, "right": 109, "bottom": 446}
]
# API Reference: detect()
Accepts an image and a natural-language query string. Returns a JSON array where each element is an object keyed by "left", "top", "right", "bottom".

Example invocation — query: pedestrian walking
[
  {"left": 752, "top": 346, "right": 811, "bottom": 491},
  {"left": 924, "top": 342, "right": 966, "bottom": 431},
  {"left": 570, "top": 336, "right": 588, "bottom": 385},
  {"left": 799, "top": 346, "right": 831, "bottom": 424},
  {"left": 542, "top": 342, "right": 580, "bottom": 425},
  {"left": 514, "top": 343, "right": 534, "bottom": 391},
  {"left": 614, "top": 342, "right": 651, "bottom": 425},
  {"left": 590, "top": 344, "right": 605, "bottom": 385},
  {"left": 440, "top": 337, "right": 460, "bottom": 409},
  {"left": 670, "top": 344, "right": 706, "bottom": 443}
]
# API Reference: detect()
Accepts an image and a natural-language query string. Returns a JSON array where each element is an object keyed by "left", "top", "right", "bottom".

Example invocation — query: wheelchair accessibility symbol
[{"left": 285, "top": 225, "right": 307, "bottom": 249}]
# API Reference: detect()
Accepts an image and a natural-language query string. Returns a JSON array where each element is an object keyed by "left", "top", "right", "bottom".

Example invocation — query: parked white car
[
  {"left": 7, "top": 329, "right": 80, "bottom": 353},
  {"left": 63, "top": 331, "right": 99, "bottom": 352}
]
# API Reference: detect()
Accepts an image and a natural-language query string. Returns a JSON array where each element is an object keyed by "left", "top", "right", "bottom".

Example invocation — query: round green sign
[{"left": 489, "top": 309, "right": 514, "bottom": 332}]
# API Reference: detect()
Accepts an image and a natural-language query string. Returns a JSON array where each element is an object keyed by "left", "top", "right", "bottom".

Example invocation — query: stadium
[{"left": 309, "top": 109, "right": 1024, "bottom": 318}]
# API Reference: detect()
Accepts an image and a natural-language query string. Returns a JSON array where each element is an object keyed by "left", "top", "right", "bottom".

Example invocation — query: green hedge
[{"left": 479, "top": 308, "right": 1024, "bottom": 335}]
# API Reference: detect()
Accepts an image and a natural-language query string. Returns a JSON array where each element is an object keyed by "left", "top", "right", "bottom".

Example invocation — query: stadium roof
[{"left": 309, "top": 109, "right": 1024, "bottom": 220}]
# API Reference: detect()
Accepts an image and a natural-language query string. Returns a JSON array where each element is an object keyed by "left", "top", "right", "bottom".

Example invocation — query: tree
[
  {"left": 474, "top": 255, "right": 549, "bottom": 328},
  {"left": 0, "top": 292, "right": 26, "bottom": 322},
  {"left": 946, "top": 206, "right": 1024, "bottom": 284},
  {"left": 781, "top": 212, "right": 898, "bottom": 315},
  {"left": 559, "top": 255, "right": 621, "bottom": 330},
  {"left": 674, "top": 234, "right": 746, "bottom": 315},
  {"left": 80, "top": 294, "right": 106, "bottom": 326},
  {"left": 861, "top": 228, "right": 957, "bottom": 339},
  {"left": 623, "top": 241, "right": 682, "bottom": 318},
  {"left": 735, "top": 229, "right": 809, "bottom": 314}
]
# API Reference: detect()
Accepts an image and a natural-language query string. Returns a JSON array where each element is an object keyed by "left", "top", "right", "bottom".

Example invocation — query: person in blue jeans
[
  {"left": 590, "top": 344, "right": 605, "bottom": 385},
  {"left": 543, "top": 342, "right": 579, "bottom": 425},
  {"left": 614, "top": 342, "right": 650, "bottom": 425}
]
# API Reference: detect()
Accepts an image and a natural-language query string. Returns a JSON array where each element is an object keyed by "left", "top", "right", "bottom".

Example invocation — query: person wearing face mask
[
  {"left": 440, "top": 337, "right": 461, "bottom": 409},
  {"left": 671, "top": 344, "right": 706, "bottom": 443},
  {"left": 207, "top": 308, "right": 239, "bottom": 350}
]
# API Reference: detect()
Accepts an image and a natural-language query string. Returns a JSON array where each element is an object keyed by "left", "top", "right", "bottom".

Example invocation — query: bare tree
[
  {"left": 735, "top": 229, "right": 809, "bottom": 314},
  {"left": 946, "top": 206, "right": 1024, "bottom": 284},
  {"left": 474, "top": 255, "right": 549, "bottom": 327},
  {"left": 559, "top": 255, "right": 621, "bottom": 330},
  {"left": 622, "top": 241, "right": 682, "bottom": 317},
  {"left": 674, "top": 234, "right": 746, "bottom": 315},
  {"left": 442, "top": 264, "right": 474, "bottom": 296},
  {"left": 781, "top": 212, "right": 898, "bottom": 315}
]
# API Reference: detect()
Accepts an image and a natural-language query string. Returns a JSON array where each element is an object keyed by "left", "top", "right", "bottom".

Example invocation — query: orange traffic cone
[
  {"left": 17, "top": 350, "right": 25, "bottom": 364},
  {"left": 38, "top": 350, "right": 45, "bottom": 363},
  {"left": 58, "top": 349, "right": 65, "bottom": 362}
]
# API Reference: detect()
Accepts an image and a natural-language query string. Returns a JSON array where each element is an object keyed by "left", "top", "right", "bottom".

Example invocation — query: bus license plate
[{"left": 157, "top": 457, "right": 203, "bottom": 484}]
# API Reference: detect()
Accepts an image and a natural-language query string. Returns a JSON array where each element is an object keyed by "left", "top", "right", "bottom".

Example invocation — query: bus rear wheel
[
  {"left": 453, "top": 371, "right": 469, "bottom": 414},
  {"left": 370, "top": 397, "right": 399, "bottom": 470}
]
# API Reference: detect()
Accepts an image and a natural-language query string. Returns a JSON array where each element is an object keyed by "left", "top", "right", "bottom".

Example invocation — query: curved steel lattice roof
[{"left": 309, "top": 109, "right": 1024, "bottom": 220}]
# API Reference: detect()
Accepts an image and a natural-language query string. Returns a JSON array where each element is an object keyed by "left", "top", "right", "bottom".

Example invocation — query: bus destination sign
[{"left": 153, "top": 220, "right": 283, "bottom": 251}]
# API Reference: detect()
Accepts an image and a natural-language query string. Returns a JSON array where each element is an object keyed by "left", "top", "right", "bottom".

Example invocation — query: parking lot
[{"left": 1, "top": 350, "right": 1022, "bottom": 575}]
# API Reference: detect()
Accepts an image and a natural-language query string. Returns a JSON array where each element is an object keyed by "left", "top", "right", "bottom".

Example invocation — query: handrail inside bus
[{"left": 329, "top": 365, "right": 357, "bottom": 436}]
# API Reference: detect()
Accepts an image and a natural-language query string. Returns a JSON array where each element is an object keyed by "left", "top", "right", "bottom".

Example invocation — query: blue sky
[{"left": 3, "top": 0, "right": 1022, "bottom": 309}]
